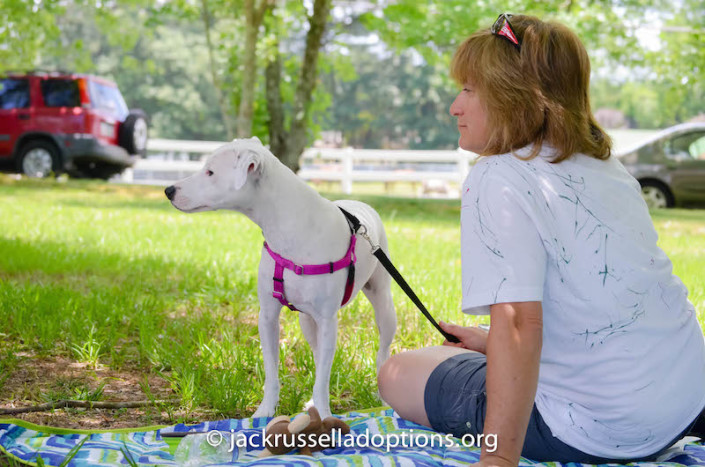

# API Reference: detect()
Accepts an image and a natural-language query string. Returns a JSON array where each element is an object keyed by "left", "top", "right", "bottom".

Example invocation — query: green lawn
[{"left": 0, "top": 175, "right": 703, "bottom": 426}]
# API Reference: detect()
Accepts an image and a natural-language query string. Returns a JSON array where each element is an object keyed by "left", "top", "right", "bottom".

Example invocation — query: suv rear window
[
  {"left": 0, "top": 79, "right": 30, "bottom": 109},
  {"left": 41, "top": 79, "right": 81, "bottom": 107},
  {"left": 88, "top": 80, "right": 129, "bottom": 120}
]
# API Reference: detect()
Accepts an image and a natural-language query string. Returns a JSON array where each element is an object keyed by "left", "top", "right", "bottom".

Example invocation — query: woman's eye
[{"left": 206, "top": 170, "right": 214, "bottom": 176}]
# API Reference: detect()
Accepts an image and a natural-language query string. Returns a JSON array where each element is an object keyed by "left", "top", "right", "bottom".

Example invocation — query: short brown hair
[{"left": 450, "top": 15, "right": 611, "bottom": 162}]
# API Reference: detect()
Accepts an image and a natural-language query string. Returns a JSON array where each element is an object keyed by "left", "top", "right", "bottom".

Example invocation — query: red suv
[{"left": 0, "top": 71, "right": 148, "bottom": 179}]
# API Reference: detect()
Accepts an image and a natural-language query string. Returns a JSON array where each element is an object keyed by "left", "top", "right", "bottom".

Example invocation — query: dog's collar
[{"left": 264, "top": 207, "right": 358, "bottom": 311}]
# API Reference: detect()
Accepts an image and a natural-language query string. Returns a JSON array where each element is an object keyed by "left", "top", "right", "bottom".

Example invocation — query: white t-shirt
[{"left": 460, "top": 144, "right": 705, "bottom": 459}]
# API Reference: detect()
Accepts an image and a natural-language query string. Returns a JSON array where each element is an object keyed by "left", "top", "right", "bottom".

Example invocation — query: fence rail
[
  {"left": 120, "top": 141, "right": 476, "bottom": 196},
  {"left": 119, "top": 129, "right": 659, "bottom": 197}
]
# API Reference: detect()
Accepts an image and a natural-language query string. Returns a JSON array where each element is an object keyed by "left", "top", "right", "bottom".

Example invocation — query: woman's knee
[
  {"left": 378, "top": 347, "right": 468, "bottom": 399},
  {"left": 377, "top": 353, "right": 403, "bottom": 401},
  {"left": 377, "top": 349, "right": 443, "bottom": 427},
  {"left": 377, "top": 349, "right": 438, "bottom": 402}
]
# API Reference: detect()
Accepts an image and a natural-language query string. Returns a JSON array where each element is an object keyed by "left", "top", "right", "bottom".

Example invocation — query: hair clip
[{"left": 491, "top": 13, "right": 521, "bottom": 50}]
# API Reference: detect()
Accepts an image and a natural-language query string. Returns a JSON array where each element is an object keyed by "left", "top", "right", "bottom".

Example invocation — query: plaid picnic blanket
[{"left": 2, "top": 408, "right": 705, "bottom": 466}]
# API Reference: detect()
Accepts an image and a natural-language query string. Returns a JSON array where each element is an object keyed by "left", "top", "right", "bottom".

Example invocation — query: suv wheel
[
  {"left": 639, "top": 180, "right": 674, "bottom": 209},
  {"left": 17, "top": 140, "right": 60, "bottom": 178},
  {"left": 119, "top": 109, "right": 149, "bottom": 157}
]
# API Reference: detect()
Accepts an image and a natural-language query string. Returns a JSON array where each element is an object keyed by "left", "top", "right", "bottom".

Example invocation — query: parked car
[
  {"left": 617, "top": 122, "right": 705, "bottom": 208},
  {"left": 0, "top": 71, "right": 148, "bottom": 179}
]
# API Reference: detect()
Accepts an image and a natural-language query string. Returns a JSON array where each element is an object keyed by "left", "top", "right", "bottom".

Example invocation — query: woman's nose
[{"left": 449, "top": 95, "right": 462, "bottom": 117}]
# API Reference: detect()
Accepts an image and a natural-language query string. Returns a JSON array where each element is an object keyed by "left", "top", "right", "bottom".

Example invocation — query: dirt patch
[{"left": 1, "top": 354, "right": 210, "bottom": 429}]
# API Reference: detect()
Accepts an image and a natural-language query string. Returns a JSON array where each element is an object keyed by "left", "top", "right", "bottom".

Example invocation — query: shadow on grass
[
  {"left": 0, "top": 235, "right": 258, "bottom": 312},
  {"left": 0, "top": 234, "right": 382, "bottom": 418}
]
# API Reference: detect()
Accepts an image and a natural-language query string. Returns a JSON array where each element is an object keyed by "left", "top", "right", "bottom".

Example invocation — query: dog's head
[{"left": 165, "top": 137, "right": 268, "bottom": 213}]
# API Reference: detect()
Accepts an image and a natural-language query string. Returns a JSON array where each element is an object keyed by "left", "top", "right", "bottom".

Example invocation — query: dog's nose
[{"left": 165, "top": 185, "right": 176, "bottom": 201}]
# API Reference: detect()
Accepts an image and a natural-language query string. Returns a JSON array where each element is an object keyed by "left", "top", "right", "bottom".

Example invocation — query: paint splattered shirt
[{"left": 460, "top": 144, "right": 705, "bottom": 458}]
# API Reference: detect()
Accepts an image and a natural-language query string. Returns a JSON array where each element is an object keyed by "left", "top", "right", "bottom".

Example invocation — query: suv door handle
[{"left": 18, "top": 114, "right": 31, "bottom": 120}]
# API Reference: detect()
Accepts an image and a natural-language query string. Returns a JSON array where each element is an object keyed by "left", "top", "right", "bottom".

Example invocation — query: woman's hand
[{"left": 439, "top": 321, "right": 488, "bottom": 354}]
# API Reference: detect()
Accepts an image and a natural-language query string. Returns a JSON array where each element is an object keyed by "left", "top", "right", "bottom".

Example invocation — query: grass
[
  {"left": 41, "top": 378, "right": 106, "bottom": 404},
  {"left": 0, "top": 174, "right": 703, "bottom": 425}
]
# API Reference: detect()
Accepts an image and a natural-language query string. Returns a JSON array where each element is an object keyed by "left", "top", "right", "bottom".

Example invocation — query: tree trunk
[
  {"left": 201, "top": 0, "right": 234, "bottom": 140},
  {"left": 237, "top": 0, "right": 270, "bottom": 138},
  {"left": 265, "top": 46, "right": 287, "bottom": 157},
  {"left": 268, "top": 0, "right": 332, "bottom": 171}
]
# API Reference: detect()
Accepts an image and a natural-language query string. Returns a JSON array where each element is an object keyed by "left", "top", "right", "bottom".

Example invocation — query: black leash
[{"left": 339, "top": 208, "right": 460, "bottom": 344}]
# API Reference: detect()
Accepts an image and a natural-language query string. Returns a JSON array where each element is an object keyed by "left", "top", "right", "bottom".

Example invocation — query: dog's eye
[{"left": 206, "top": 170, "right": 214, "bottom": 177}]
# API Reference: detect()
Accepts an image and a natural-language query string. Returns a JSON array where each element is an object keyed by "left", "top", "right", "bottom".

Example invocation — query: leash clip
[{"left": 356, "top": 223, "right": 380, "bottom": 253}]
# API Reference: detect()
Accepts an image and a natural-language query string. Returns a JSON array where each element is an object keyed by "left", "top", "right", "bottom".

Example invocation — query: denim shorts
[{"left": 423, "top": 352, "right": 697, "bottom": 463}]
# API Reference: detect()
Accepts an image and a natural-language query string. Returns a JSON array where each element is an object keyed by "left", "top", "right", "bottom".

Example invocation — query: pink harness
[{"left": 263, "top": 219, "right": 357, "bottom": 311}]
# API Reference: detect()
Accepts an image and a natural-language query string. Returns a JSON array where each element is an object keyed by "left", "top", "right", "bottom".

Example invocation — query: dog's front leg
[
  {"left": 312, "top": 314, "right": 338, "bottom": 419},
  {"left": 253, "top": 297, "right": 282, "bottom": 418}
]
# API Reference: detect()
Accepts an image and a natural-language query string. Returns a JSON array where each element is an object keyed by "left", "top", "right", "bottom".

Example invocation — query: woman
[{"left": 377, "top": 14, "right": 705, "bottom": 466}]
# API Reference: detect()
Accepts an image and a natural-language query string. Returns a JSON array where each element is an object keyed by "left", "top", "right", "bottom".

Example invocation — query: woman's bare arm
[{"left": 480, "top": 301, "right": 543, "bottom": 466}]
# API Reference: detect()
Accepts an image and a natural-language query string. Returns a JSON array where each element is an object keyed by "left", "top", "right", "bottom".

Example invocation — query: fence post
[
  {"left": 122, "top": 167, "right": 134, "bottom": 183},
  {"left": 342, "top": 147, "right": 353, "bottom": 194},
  {"left": 457, "top": 150, "right": 471, "bottom": 184}
]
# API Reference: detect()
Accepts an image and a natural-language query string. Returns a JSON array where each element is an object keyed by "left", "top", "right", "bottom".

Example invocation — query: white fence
[
  {"left": 119, "top": 129, "right": 659, "bottom": 197},
  {"left": 120, "top": 140, "right": 476, "bottom": 197},
  {"left": 297, "top": 148, "right": 474, "bottom": 196}
]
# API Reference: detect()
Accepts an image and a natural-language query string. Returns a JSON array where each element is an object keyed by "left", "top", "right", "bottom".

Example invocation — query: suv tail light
[
  {"left": 77, "top": 78, "right": 90, "bottom": 105},
  {"left": 100, "top": 120, "right": 115, "bottom": 138}
]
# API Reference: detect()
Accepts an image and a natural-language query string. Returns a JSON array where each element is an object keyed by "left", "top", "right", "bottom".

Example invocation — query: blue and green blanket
[{"left": 2, "top": 408, "right": 705, "bottom": 466}]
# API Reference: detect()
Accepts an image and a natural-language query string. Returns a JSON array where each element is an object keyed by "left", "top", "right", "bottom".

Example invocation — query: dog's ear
[
  {"left": 233, "top": 149, "right": 262, "bottom": 190},
  {"left": 250, "top": 136, "right": 262, "bottom": 145}
]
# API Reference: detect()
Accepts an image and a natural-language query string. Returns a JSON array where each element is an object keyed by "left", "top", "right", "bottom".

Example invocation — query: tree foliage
[
  {"left": 1, "top": 0, "right": 703, "bottom": 155},
  {"left": 317, "top": 46, "right": 459, "bottom": 149},
  {"left": 1, "top": 0, "right": 65, "bottom": 71},
  {"left": 360, "top": 0, "right": 653, "bottom": 70}
]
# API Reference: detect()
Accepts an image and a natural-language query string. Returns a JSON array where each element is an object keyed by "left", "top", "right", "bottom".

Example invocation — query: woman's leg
[
  {"left": 379, "top": 348, "right": 619, "bottom": 462},
  {"left": 381, "top": 346, "right": 700, "bottom": 463},
  {"left": 377, "top": 345, "right": 475, "bottom": 427}
]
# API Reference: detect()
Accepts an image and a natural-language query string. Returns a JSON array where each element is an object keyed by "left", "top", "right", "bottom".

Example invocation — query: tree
[
  {"left": 201, "top": 0, "right": 235, "bottom": 139},
  {"left": 5, "top": 0, "right": 702, "bottom": 149},
  {"left": 265, "top": 0, "right": 333, "bottom": 171},
  {"left": 157, "top": 0, "right": 336, "bottom": 169},
  {"left": 236, "top": 0, "right": 273, "bottom": 138},
  {"left": 650, "top": 0, "right": 705, "bottom": 125},
  {"left": 361, "top": 0, "right": 655, "bottom": 69},
  {"left": 317, "top": 45, "right": 459, "bottom": 149},
  {"left": 34, "top": 1, "right": 230, "bottom": 141},
  {"left": 360, "top": 0, "right": 705, "bottom": 130},
  {"left": 0, "top": 0, "right": 65, "bottom": 73}
]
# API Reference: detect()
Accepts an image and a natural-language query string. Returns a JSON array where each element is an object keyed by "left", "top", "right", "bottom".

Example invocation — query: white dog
[{"left": 165, "top": 137, "right": 397, "bottom": 418}]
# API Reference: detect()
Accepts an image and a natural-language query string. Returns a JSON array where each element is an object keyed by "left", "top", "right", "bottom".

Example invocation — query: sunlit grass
[{"left": 0, "top": 175, "right": 703, "bottom": 421}]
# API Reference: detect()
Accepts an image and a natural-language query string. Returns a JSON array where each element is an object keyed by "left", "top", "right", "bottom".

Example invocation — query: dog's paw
[
  {"left": 303, "top": 398, "right": 315, "bottom": 411},
  {"left": 253, "top": 405, "right": 275, "bottom": 419}
]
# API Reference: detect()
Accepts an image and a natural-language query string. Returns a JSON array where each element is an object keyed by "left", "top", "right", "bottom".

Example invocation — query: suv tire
[
  {"left": 119, "top": 109, "right": 149, "bottom": 157},
  {"left": 16, "top": 140, "right": 61, "bottom": 178}
]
